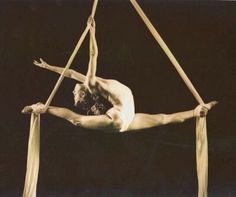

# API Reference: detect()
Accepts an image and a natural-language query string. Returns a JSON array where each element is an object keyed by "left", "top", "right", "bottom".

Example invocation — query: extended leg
[
  {"left": 22, "top": 104, "right": 123, "bottom": 132},
  {"left": 127, "top": 110, "right": 194, "bottom": 131},
  {"left": 73, "top": 114, "right": 119, "bottom": 131},
  {"left": 127, "top": 101, "right": 217, "bottom": 131}
]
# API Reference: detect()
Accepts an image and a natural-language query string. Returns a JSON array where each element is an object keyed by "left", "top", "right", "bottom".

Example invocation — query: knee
[
  {"left": 69, "top": 117, "right": 81, "bottom": 127},
  {"left": 110, "top": 114, "right": 123, "bottom": 132}
]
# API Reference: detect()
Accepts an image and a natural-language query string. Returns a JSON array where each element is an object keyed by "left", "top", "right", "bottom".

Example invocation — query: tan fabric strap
[
  {"left": 23, "top": 114, "right": 40, "bottom": 197},
  {"left": 130, "top": 1, "right": 208, "bottom": 196},
  {"left": 130, "top": 0, "right": 204, "bottom": 104},
  {"left": 45, "top": 0, "right": 98, "bottom": 108},
  {"left": 23, "top": 1, "right": 98, "bottom": 196}
]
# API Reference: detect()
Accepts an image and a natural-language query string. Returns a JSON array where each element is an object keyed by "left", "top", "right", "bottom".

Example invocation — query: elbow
[
  {"left": 70, "top": 119, "right": 81, "bottom": 126},
  {"left": 111, "top": 119, "right": 123, "bottom": 131},
  {"left": 68, "top": 115, "right": 81, "bottom": 127}
]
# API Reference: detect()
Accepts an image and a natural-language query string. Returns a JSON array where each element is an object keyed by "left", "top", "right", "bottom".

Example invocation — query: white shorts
[{"left": 106, "top": 108, "right": 134, "bottom": 132}]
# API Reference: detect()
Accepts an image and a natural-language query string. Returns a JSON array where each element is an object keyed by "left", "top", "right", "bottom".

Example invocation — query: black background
[{"left": 0, "top": 0, "right": 235, "bottom": 196}]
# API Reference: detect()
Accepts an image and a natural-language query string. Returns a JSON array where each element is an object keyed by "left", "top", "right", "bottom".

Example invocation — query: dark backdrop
[{"left": 0, "top": 1, "right": 235, "bottom": 196}]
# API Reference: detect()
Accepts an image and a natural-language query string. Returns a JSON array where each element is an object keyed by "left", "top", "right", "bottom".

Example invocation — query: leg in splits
[
  {"left": 127, "top": 101, "right": 217, "bottom": 131},
  {"left": 22, "top": 104, "right": 124, "bottom": 132},
  {"left": 22, "top": 101, "right": 217, "bottom": 132}
]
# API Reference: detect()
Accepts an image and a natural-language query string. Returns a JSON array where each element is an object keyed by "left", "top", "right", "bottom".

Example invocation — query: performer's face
[{"left": 73, "top": 84, "right": 88, "bottom": 107}]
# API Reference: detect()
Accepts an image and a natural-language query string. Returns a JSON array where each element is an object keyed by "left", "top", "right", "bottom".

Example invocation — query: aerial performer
[
  {"left": 22, "top": 18, "right": 217, "bottom": 132},
  {"left": 21, "top": 1, "right": 218, "bottom": 195}
]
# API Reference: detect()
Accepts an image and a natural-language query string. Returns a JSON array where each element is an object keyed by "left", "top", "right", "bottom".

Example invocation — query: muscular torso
[{"left": 91, "top": 78, "right": 135, "bottom": 114}]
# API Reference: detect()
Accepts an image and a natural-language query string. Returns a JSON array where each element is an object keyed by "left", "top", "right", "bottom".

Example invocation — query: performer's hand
[
  {"left": 33, "top": 58, "right": 47, "bottom": 68},
  {"left": 193, "top": 101, "right": 218, "bottom": 117},
  {"left": 32, "top": 102, "right": 47, "bottom": 114},
  {"left": 22, "top": 102, "right": 47, "bottom": 115},
  {"left": 90, "top": 19, "right": 96, "bottom": 31},
  {"left": 87, "top": 16, "right": 95, "bottom": 27}
]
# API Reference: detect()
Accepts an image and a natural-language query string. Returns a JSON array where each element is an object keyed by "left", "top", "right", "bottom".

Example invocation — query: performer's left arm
[{"left": 85, "top": 18, "right": 98, "bottom": 91}]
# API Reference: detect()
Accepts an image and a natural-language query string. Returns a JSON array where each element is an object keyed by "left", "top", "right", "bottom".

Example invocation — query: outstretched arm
[
  {"left": 128, "top": 101, "right": 218, "bottom": 131},
  {"left": 33, "top": 58, "right": 86, "bottom": 83}
]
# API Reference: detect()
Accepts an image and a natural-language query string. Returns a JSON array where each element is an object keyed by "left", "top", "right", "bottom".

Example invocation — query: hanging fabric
[
  {"left": 22, "top": 1, "right": 211, "bottom": 197},
  {"left": 130, "top": 0, "right": 208, "bottom": 196},
  {"left": 22, "top": 1, "right": 98, "bottom": 196}
]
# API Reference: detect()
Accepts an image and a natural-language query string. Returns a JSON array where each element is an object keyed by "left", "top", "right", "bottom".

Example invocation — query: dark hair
[
  {"left": 74, "top": 84, "right": 111, "bottom": 115},
  {"left": 87, "top": 94, "right": 112, "bottom": 115}
]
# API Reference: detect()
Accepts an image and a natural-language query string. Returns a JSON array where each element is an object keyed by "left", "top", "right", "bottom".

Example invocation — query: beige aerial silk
[
  {"left": 130, "top": 0, "right": 208, "bottom": 196},
  {"left": 23, "top": 114, "right": 40, "bottom": 197},
  {"left": 22, "top": 1, "right": 98, "bottom": 196},
  {"left": 23, "top": 1, "right": 209, "bottom": 197}
]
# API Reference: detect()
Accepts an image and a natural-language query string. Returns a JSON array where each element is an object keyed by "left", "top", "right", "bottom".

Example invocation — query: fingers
[
  {"left": 33, "top": 58, "right": 41, "bottom": 66},
  {"left": 33, "top": 58, "right": 46, "bottom": 67},
  {"left": 91, "top": 19, "right": 96, "bottom": 28},
  {"left": 87, "top": 16, "right": 95, "bottom": 25},
  {"left": 87, "top": 16, "right": 96, "bottom": 38},
  {"left": 39, "top": 58, "right": 44, "bottom": 63},
  {"left": 89, "top": 22, "right": 96, "bottom": 33},
  {"left": 209, "top": 101, "right": 218, "bottom": 108},
  {"left": 87, "top": 16, "right": 93, "bottom": 25},
  {"left": 21, "top": 106, "right": 33, "bottom": 114},
  {"left": 200, "top": 107, "right": 208, "bottom": 117},
  {"left": 193, "top": 105, "right": 202, "bottom": 117},
  {"left": 87, "top": 16, "right": 96, "bottom": 34},
  {"left": 204, "top": 101, "right": 218, "bottom": 110},
  {"left": 194, "top": 100, "right": 218, "bottom": 117},
  {"left": 33, "top": 60, "right": 39, "bottom": 65}
]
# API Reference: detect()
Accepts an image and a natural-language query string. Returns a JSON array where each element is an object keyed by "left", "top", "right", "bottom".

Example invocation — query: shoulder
[
  {"left": 94, "top": 78, "right": 133, "bottom": 97},
  {"left": 94, "top": 78, "right": 117, "bottom": 90},
  {"left": 99, "top": 79, "right": 130, "bottom": 89}
]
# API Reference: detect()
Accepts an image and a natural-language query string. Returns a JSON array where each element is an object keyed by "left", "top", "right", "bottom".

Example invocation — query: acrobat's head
[
  {"left": 73, "top": 83, "right": 92, "bottom": 109},
  {"left": 73, "top": 83, "right": 108, "bottom": 115}
]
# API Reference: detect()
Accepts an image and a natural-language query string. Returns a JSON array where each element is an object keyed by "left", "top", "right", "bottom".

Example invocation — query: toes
[
  {"left": 21, "top": 106, "right": 33, "bottom": 114},
  {"left": 205, "top": 101, "right": 218, "bottom": 110},
  {"left": 210, "top": 101, "right": 218, "bottom": 107}
]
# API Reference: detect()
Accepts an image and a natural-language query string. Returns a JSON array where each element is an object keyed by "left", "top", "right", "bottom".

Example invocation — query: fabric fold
[{"left": 23, "top": 113, "right": 40, "bottom": 197}]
